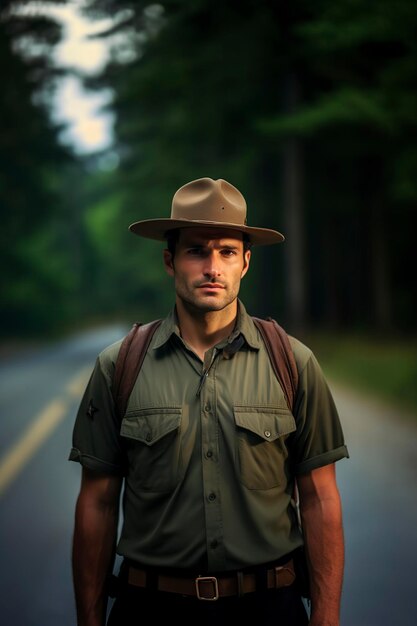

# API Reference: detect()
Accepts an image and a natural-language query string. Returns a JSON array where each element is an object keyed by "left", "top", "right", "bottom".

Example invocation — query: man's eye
[
  {"left": 221, "top": 249, "right": 236, "bottom": 256},
  {"left": 187, "top": 248, "right": 203, "bottom": 255}
]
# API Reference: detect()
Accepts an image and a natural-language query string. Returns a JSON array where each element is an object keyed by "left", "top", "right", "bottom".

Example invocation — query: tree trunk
[
  {"left": 370, "top": 197, "right": 392, "bottom": 331},
  {"left": 282, "top": 72, "right": 307, "bottom": 334}
]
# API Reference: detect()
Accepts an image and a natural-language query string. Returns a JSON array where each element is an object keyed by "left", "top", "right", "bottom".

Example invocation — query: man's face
[{"left": 163, "top": 227, "right": 251, "bottom": 314}]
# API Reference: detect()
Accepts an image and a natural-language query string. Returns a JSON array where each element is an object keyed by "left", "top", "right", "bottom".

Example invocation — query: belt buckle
[
  {"left": 195, "top": 575, "right": 219, "bottom": 601},
  {"left": 274, "top": 562, "right": 296, "bottom": 588}
]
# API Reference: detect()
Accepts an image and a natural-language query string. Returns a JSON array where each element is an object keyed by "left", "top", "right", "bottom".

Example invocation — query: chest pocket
[
  {"left": 121, "top": 407, "right": 182, "bottom": 492},
  {"left": 234, "top": 406, "right": 296, "bottom": 490}
]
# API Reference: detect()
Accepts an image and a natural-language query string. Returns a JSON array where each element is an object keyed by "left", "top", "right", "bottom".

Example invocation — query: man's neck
[{"left": 175, "top": 299, "right": 238, "bottom": 361}]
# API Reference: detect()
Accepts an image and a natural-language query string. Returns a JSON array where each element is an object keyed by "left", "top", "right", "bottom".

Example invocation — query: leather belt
[{"left": 127, "top": 559, "right": 296, "bottom": 601}]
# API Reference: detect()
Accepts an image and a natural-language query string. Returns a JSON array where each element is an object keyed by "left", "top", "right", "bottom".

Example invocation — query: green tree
[
  {"left": 83, "top": 0, "right": 416, "bottom": 332},
  {"left": 260, "top": 0, "right": 417, "bottom": 331},
  {"left": 7, "top": 0, "right": 412, "bottom": 336},
  {"left": 0, "top": 1, "right": 77, "bottom": 335}
]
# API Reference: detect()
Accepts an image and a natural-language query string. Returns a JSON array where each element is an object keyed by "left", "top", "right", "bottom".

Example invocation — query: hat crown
[
  {"left": 171, "top": 177, "right": 247, "bottom": 226},
  {"left": 128, "top": 176, "right": 285, "bottom": 245}
]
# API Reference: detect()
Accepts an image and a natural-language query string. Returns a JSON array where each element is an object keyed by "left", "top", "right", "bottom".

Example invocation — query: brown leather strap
[
  {"left": 252, "top": 316, "right": 301, "bottom": 515},
  {"left": 252, "top": 317, "right": 298, "bottom": 412},
  {"left": 112, "top": 320, "right": 162, "bottom": 419},
  {"left": 127, "top": 559, "right": 296, "bottom": 599}
]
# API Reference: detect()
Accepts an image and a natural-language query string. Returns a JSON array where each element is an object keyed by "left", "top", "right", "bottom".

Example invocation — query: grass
[{"left": 303, "top": 332, "right": 417, "bottom": 418}]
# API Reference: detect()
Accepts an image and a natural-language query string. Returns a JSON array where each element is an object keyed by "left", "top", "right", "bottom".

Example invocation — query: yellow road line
[
  {"left": 0, "top": 367, "right": 91, "bottom": 497},
  {"left": 0, "top": 399, "right": 68, "bottom": 496}
]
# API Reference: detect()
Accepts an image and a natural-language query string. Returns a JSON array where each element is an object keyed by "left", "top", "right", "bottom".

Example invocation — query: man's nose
[{"left": 203, "top": 252, "right": 221, "bottom": 277}]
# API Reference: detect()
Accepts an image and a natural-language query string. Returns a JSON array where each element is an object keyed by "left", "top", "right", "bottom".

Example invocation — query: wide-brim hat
[{"left": 129, "top": 177, "right": 284, "bottom": 245}]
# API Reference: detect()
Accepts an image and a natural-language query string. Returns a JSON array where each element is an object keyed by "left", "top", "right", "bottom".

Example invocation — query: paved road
[
  {"left": 0, "top": 326, "right": 416, "bottom": 625},
  {"left": 333, "top": 382, "right": 417, "bottom": 625},
  {"left": 0, "top": 325, "right": 128, "bottom": 626}
]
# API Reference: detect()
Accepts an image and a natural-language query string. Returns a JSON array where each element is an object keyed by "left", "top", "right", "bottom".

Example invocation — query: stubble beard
[{"left": 176, "top": 281, "right": 239, "bottom": 314}]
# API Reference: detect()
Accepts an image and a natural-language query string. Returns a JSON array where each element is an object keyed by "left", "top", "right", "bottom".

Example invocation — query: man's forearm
[
  {"left": 72, "top": 493, "right": 119, "bottom": 626},
  {"left": 301, "top": 492, "right": 344, "bottom": 626}
]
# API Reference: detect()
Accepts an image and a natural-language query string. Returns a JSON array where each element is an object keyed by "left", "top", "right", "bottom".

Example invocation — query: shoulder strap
[
  {"left": 253, "top": 316, "right": 302, "bottom": 529},
  {"left": 252, "top": 316, "right": 298, "bottom": 411},
  {"left": 112, "top": 319, "right": 162, "bottom": 419}
]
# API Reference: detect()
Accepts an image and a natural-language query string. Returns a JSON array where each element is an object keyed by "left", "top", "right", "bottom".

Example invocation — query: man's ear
[
  {"left": 241, "top": 249, "right": 251, "bottom": 278},
  {"left": 163, "top": 249, "right": 174, "bottom": 276}
]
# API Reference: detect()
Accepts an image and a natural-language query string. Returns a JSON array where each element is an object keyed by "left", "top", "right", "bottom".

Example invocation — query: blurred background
[{"left": 0, "top": 1, "right": 416, "bottom": 625}]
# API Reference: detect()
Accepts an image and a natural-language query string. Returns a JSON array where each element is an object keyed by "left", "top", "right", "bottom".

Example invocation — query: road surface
[{"left": 0, "top": 325, "right": 416, "bottom": 625}]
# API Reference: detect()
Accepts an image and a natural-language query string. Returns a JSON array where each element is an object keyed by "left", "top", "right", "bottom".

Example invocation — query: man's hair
[{"left": 165, "top": 229, "right": 252, "bottom": 258}]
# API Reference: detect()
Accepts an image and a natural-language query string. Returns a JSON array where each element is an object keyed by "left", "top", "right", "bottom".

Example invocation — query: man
[{"left": 70, "top": 177, "right": 349, "bottom": 626}]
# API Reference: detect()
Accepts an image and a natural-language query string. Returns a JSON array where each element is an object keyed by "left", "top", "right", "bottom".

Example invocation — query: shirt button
[
  {"left": 204, "top": 404, "right": 211, "bottom": 412},
  {"left": 208, "top": 492, "right": 216, "bottom": 502},
  {"left": 264, "top": 430, "right": 271, "bottom": 438},
  {"left": 210, "top": 539, "right": 218, "bottom": 549},
  {"left": 145, "top": 432, "right": 152, "bottom": 442},
  {"left": 206, "top": 450, "right": 213, "bottom": 458}
]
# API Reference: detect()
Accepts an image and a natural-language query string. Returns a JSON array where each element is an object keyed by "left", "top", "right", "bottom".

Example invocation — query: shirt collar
[
  {"left": 152, "top": 308, "right": 180, "bottom": 349},
  {"left": 226, "top": 300, "right": 262, "bottom": 350},
  {"left": 151, "top": 299, "right": 262, "bottom": 351}
]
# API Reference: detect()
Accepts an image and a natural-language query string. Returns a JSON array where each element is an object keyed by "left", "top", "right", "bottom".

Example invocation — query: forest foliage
[{"left": 1, "top": 0, "right": 416, "bottom": 338}]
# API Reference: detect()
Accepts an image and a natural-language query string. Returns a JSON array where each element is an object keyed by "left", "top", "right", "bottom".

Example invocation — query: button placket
[{"left": 200, "top": 352, "right": 224, "bottom": 570}]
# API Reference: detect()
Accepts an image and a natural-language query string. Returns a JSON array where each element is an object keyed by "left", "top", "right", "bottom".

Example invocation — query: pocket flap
[
  {"left": 121, "top": 407, "right": 181, "bottom": 445},
  {"left": 234, "top": 406, "right": 296, "bottom": 441}
]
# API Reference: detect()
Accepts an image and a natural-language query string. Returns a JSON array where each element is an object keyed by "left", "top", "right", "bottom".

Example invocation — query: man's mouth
[{"left": 197, "top": 283, "right": 225, "bottom": 290}]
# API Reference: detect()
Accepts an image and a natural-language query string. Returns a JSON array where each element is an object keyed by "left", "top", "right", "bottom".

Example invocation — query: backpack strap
[
  {"left": 252, "top": 316, "right": 303, "bottom": 547},
  {"left": 112, "top": 319, "right": 162, "bottom": 419},
  {"left": 252, "top": 316, "right": 298, "bottom": 411}
]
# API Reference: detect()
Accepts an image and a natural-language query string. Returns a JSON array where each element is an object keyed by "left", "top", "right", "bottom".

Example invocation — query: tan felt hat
[{"left": 129, "top": 177, "right": 284, "bottom": 245}]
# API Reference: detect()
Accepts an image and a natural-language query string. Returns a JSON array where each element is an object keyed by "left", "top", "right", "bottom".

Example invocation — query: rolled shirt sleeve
[
  {"left": 290, "top": 341, "right": 349, "bottom": 475},
  {"left": 69, "top": 343, "right": 126, "bottom": 475}
]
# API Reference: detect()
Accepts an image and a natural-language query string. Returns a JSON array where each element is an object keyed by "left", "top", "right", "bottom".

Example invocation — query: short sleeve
[
  {"left": 69, "top": 344, "right": 126, "bottom": 475},
  {"left": 290, "top": 345, "right": 349, "bottom": 475}
]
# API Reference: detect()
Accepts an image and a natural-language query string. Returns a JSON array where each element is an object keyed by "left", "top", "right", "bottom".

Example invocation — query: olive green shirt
[{"left": 70, "top": 301, "right": 348, "bottom": 572}]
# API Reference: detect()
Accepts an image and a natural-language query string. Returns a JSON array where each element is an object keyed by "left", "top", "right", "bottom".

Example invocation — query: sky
[
  {"left": 49, "top": 1, "right": 115, "bottom": 155},
  {"left": 16, "top": 0, "right": 116, "bottom": 155},
  {"left": 13, "top": 1, "right": 157, "bottom": 160}
]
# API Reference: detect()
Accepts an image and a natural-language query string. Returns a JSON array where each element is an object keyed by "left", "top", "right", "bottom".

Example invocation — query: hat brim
[{"left": 129, "top": 218, "right": 284, "bottom": 246}]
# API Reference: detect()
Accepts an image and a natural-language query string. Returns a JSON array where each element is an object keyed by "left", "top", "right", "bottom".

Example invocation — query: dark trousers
[{"left": 106, "top": 584, "right": 309, "bottom": 626}]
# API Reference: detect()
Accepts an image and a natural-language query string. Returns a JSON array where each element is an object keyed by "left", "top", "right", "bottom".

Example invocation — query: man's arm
[
  {"left": 297, "top": 463, "right": 345, "bottom": 626},
  {"left": 72, "top": 468, "right": 123, "bottom": 626}
]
